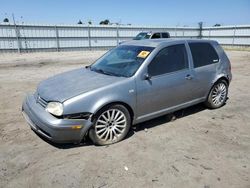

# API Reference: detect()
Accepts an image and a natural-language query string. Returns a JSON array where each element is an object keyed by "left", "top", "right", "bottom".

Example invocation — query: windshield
[
  {"left": 90, "top": 45, "right": 154, "bottom": 77},
  {"left": 133, "top": 32, "right": 151, "bottom": 40}
]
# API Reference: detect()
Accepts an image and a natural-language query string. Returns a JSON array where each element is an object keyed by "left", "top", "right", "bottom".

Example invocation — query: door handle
[{"left": 185, "top": 74, "right": 193, "bottom": 80}]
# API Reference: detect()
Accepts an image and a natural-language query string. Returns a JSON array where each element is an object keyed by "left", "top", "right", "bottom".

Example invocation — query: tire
[
  {"left": 89, "top": 104, "right": 131, "bottom": 146},
  {"left": 205, "top": 80, "right": 228, "bottom": 109}
]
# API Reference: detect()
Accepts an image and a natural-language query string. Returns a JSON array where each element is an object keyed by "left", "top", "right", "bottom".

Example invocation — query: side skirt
[{"left": 134, "top": 97, "right": 206, "bottom": 124}]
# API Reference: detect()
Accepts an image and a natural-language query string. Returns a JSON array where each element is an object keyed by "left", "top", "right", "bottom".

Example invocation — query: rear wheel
[
  {"left": 89, "top": 104, "right": 131, "bottom": 145},
  {"left": 205, "top": 80, "right": 228, "bottom": 109}
]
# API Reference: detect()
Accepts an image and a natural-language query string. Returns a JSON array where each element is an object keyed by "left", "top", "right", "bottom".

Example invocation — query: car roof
[
  {"left": 140, "top": 31, "right": 169, "bottom": 34},
  {"left": 121, "top": 38, "right": 218, "bottom": 48}
]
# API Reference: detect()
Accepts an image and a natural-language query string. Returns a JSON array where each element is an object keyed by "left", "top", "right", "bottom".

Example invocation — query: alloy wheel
[
  {"left": 211, "top": 82, "right": 227, "bottom": 106},
  {"left": 95, "top": 109, "right": 127, "bottom": 142}
]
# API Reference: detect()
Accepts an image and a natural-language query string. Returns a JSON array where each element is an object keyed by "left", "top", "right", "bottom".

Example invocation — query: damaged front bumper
[{"left": 22, "top": 94, "right": 93, "bottom": 143}]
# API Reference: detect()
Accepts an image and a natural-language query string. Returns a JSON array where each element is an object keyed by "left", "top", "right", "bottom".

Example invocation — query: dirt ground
[{"left": 0, "top": 50, "right": 249, "bottom": 188}]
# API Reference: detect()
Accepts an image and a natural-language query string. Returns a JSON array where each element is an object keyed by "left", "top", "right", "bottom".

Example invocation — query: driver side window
[{"left": 148, "top": 44, "right": 188, "bottom": 77}]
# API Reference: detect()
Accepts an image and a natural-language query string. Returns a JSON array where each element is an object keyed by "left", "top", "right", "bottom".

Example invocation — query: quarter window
[
  {"left": 162, "top": 33, "right": 170, "bottom": 38},
  {"left": 189, "top": 42, "right": 219, "bottom": 68},
  {"left": 148, "top": 44, "right": 188, "bottom": 76}
]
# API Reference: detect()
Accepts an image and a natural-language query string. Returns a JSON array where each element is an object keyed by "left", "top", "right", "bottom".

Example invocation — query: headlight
[{"left": 45, "top": 102, "right": 63, "bottom": 116}]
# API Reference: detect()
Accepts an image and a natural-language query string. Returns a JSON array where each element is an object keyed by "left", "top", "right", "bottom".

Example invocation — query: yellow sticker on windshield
[{"left": 137, "top": 51, "right": 150, "bottom": 58}]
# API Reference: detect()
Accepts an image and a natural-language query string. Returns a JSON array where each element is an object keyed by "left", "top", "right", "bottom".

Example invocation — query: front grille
[{"left": 37, "top": 95, "right": 48, "bottom": 108}]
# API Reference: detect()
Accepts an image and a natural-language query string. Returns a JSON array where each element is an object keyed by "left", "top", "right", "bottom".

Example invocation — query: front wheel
[
  {"left": 89, "top": 104, "right": 131, "bottom": 146},
  {"left": 205, "top": 80, "right": 228, "bottom": 109}
]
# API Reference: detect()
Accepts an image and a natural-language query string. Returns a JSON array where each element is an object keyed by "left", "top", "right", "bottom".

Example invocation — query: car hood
[{"left": 37, "top": 68, "right": 125, "bottom": 102}]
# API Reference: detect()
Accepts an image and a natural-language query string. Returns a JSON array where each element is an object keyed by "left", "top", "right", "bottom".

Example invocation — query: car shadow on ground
[
  {"left": 35, "top": 103, "right": 207, "bottom": 149},
  {"left": 126, "top": 103, "right": 207, "bottom": 138}
]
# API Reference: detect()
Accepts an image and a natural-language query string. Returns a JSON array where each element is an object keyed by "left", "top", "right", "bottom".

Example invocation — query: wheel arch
[
  {"left": 206, "top": 75, "right": 229, "bottom": 101},
  {"left": 91, "top": 101, "right": 134, "bottom": 123},
  {"left": 205, "top": 76, "right": 229, "bottom": 109},
  {"left": 213, "top": 76, "right": 229, "bottom": 86}
]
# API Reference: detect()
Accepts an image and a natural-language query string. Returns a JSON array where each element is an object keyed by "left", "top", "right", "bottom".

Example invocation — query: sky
[{"left": 1, "top": 0, "right": 250, "bottom": 26}]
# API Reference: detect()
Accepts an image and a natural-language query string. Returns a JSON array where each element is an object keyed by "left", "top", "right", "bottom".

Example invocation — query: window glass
[
  {"left": 148, "top": 44, "right": 188, "bottom": 76},
  {"left": 162, "top": 33, "right": 170, "bottom": 38},
  {"left": 133, "top": 32, "right": 152, "bottom": 40},
  {"left": 151, "top": 33, "right": 161, "bottom": 39},
  {"left": 189, "top": 42, "right": 219, "bottom": 68},
  {"left": 91, "top": 45, "right": 154, "bottom": 77}
]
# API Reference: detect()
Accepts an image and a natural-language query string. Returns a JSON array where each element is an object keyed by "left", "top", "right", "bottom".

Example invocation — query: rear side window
[
  {"left": 151, "top": 33, "right": 161, "bottom": 39},
  {"left": 189, "top": 42, "right": 219, "bottom": 68},
  {"left": 162, "top": 33, "right": 170, "bottom": 38},
  {"left": 148, "top": 44, "right": 188, "bottom": 76}
]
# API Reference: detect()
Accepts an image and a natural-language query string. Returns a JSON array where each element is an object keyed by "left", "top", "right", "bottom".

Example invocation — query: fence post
[
  {"left": 116, "top": 25, "right": 119, "bottom": 45},
  {"left": 88, "top": 25, "right": 91, "bottom": 50},
  {"left": 232, "top": 25, "right": 236, "bottom": 45},
  {"left": 12, "top": 14, "right": 21, "bottom": 53},
  {"left": 54, "top": 25, "right": 60, "bottom": 52},
  {"left": 14, "top": 23, "right": 21, "bottom": 53},
  {"left": 198, "top": 22, "right": 203, "bottom": 39}
]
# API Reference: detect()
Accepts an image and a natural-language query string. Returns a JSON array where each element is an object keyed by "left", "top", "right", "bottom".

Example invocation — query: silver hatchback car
[{"left": 22, "top": 39, "right": 232, "bottom": 145}]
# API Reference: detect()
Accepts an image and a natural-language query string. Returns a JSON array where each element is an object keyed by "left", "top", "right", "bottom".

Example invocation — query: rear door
[
  {"left": 151, "top": 33, "right": 161, "bottom": 39},
  {"left": 188, "top": 42, "right": 220, "bottom": 99}
]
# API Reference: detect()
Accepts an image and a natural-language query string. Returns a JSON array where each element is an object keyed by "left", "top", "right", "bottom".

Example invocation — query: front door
[{"left": 136, "top": 44, "right": 195, "bottom": 121}]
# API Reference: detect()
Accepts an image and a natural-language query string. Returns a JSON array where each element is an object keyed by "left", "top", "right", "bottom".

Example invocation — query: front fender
[{"left": 63, "top": 78, "right": 136, "bottom": 118}]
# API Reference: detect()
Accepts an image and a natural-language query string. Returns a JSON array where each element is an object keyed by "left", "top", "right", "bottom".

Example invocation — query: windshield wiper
[
  {"left": 95, "top": 68, "right": 107, "bottom": 74},
  {"left": 93, "top": 68, "right": 124, "bottom": 77},
  {"left": 93, "top": 68, "right": 112, "bottom": 76}
]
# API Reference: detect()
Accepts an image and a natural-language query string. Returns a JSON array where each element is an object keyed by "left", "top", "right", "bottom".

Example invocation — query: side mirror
[{"left": 144, "top": 73, "right": 151, "bottom": 80}]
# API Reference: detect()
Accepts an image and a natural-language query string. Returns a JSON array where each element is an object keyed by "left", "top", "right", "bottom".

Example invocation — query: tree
[
  {"left": 88, "top": 20, "right": 92, "bottom": 25},
  {"left": 3, "top": 18, "right": 9, "bottom": 22},
  {"left": 99, "top": 19, "right": 110, "bottom": 25},
  {"left": 78, "top": 20, "right": 83, "bottom": 24}
]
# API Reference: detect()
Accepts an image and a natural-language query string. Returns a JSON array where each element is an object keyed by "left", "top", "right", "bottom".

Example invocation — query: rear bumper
[{"left": 22, "top": 94, "right": 93, "bottom": 143}]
